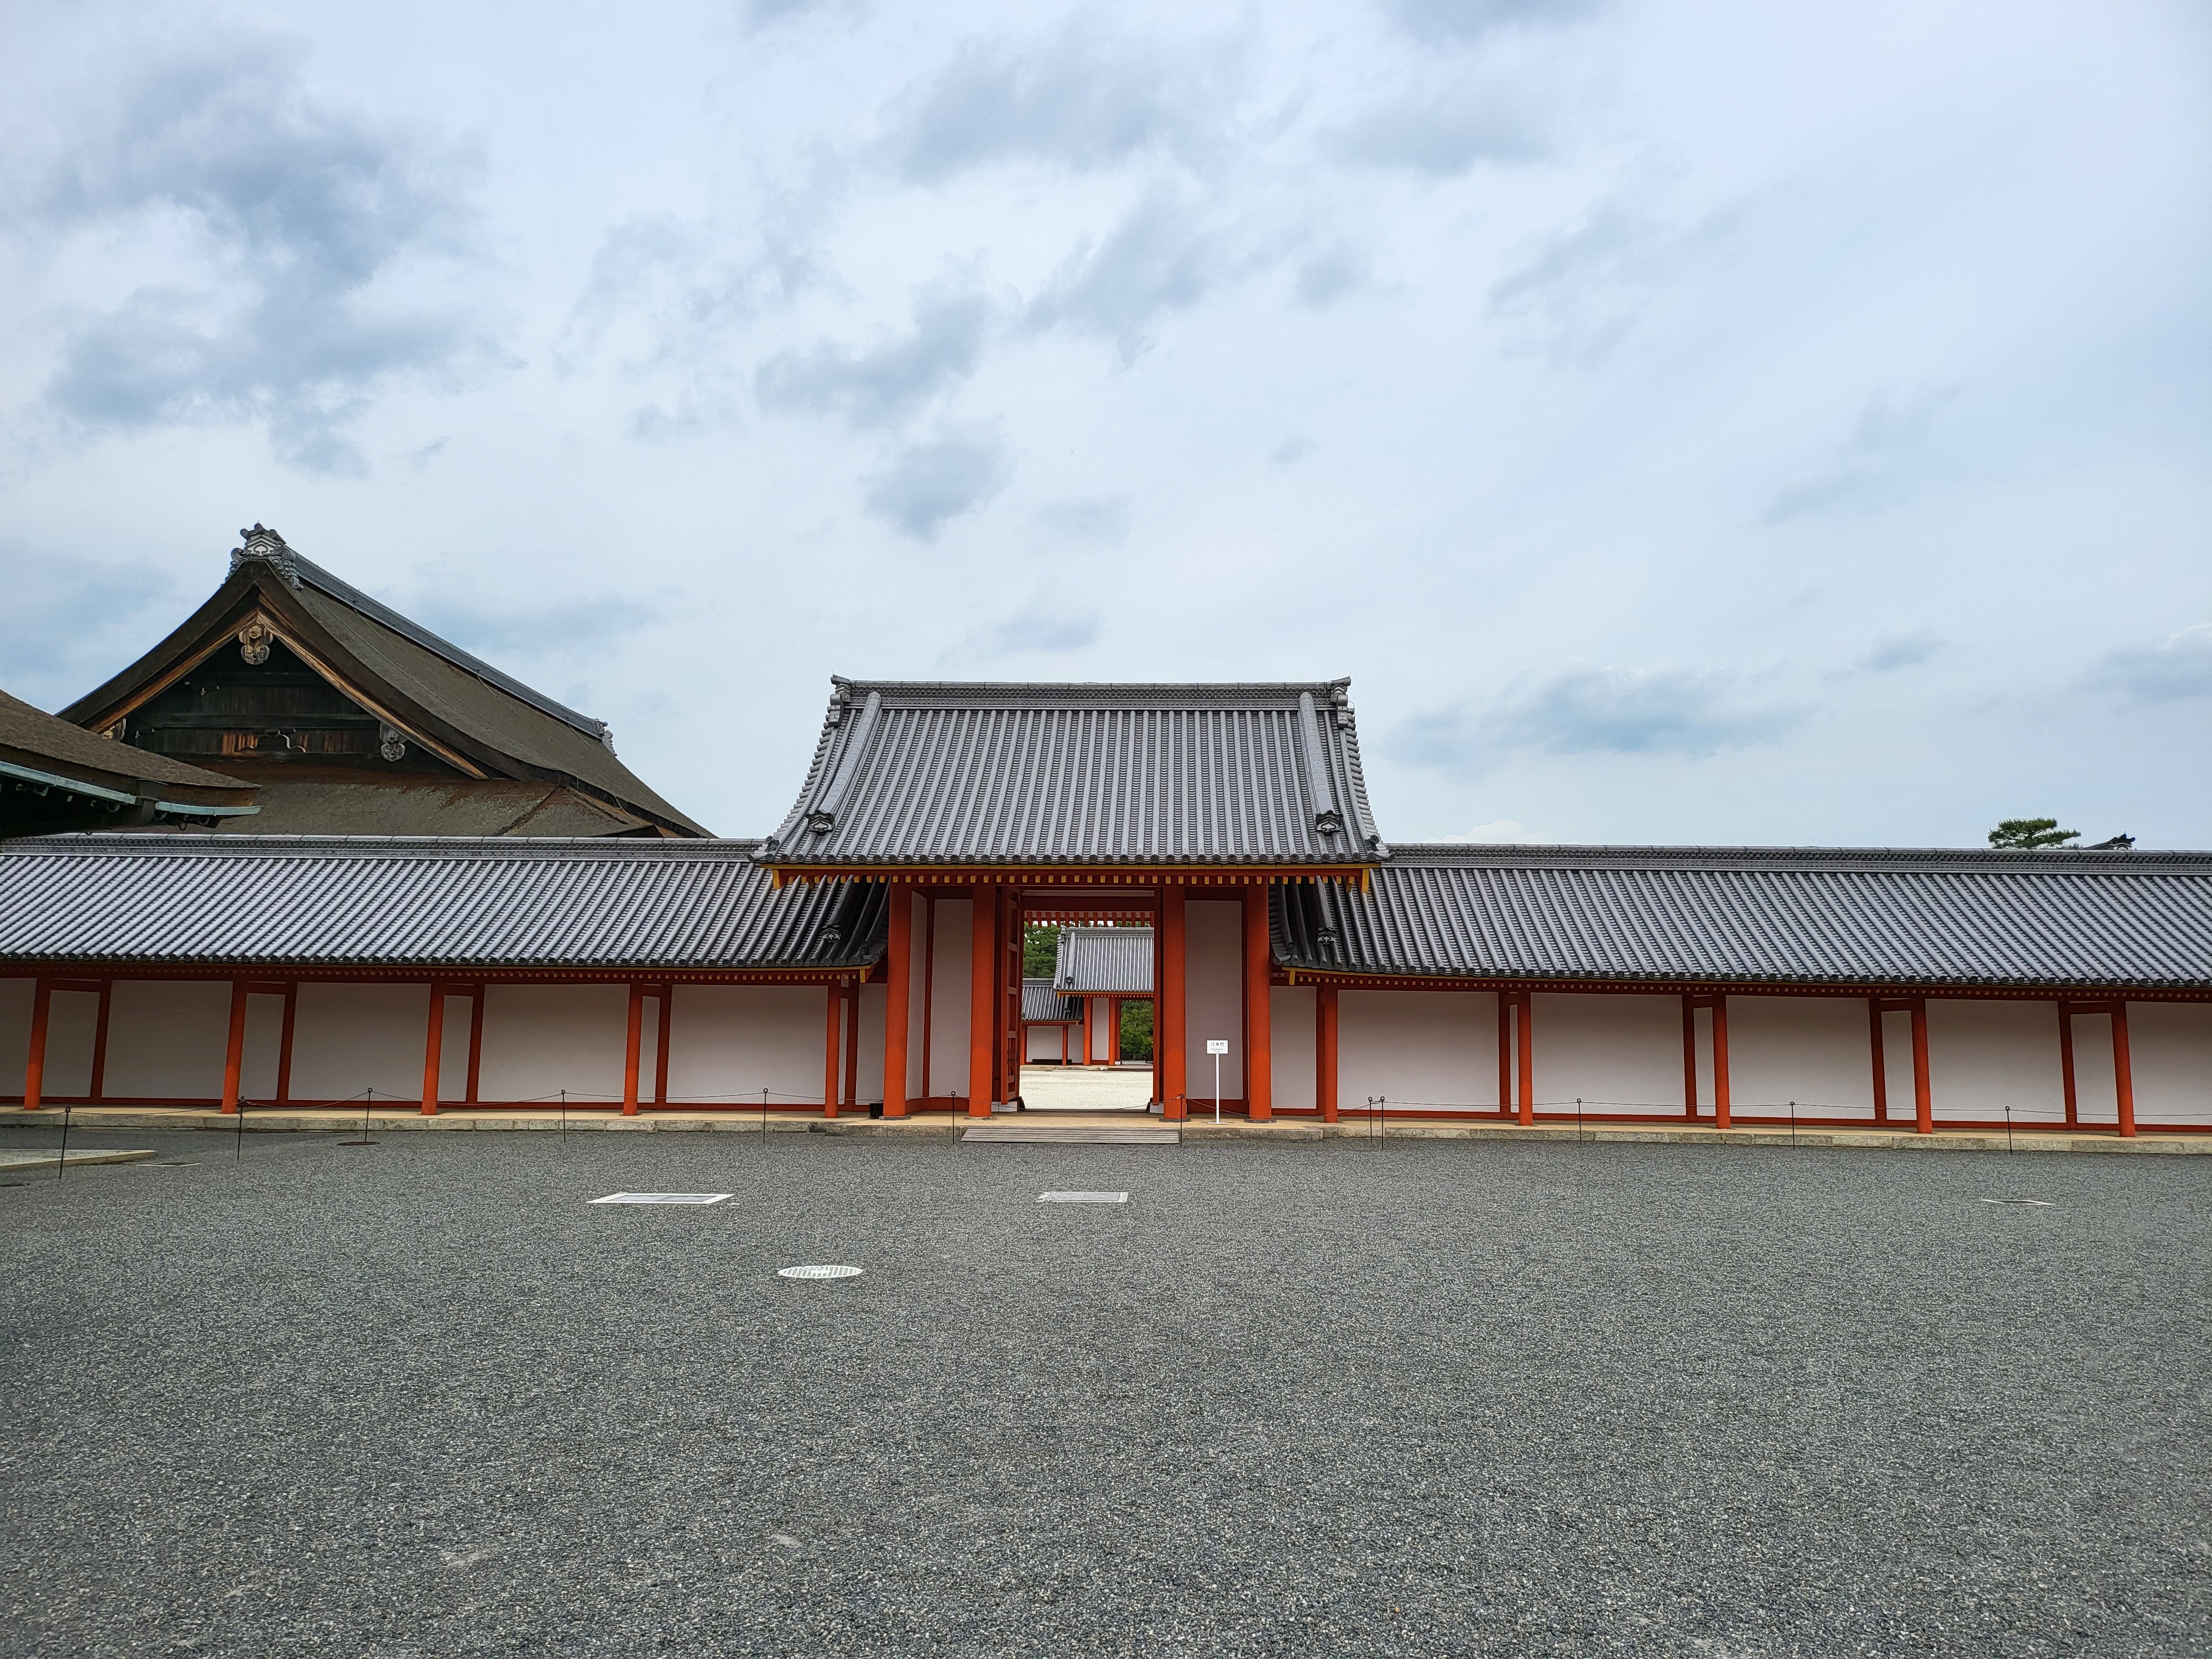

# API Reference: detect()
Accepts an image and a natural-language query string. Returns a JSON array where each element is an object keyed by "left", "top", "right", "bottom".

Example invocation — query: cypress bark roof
[
  {"left": 61, "top": 526, "right": 709, "bottom": 837},
  {"left": 1273, "top": 843, "right": 2212, "bottom": 992},
  {"left": 1, "top": 687, "right": 258, "bottom": 826},
  {"left": 761, "top": 678, "right": 1386, "bottom": 870}
]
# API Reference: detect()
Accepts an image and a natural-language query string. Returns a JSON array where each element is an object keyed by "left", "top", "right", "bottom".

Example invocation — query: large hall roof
[
  {"left": 1274, "top": 843, "right": 2212, "bottom": 993},
  {"left": 761, "top": 678, "right": 1385, "bottom": 873}
]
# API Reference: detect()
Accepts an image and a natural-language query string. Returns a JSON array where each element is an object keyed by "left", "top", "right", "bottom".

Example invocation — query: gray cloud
[
  {"left": 1270, "top": 435, "right": 1315, "bottom": 466},
  {"left": 1027, "top": 191, "right": 1243, "bottom": 362},
  {"left": 1330, "top": 93, "right": 1548, "bottom": 175},
  {"left": 557, "top": 212, "right": 824, "bottom": 381},
  {"left": 1293, "top": 246, "right": 1368, "bottom": 307},
  {"left": 1762, "top": 385, "right": 1961, "bottom": 524},
  {"left": 757, "top": 283, "right": 993, "bottom": 428},
  {"left": 33, "top": 32, "right": 487, "bottom": 472},
  {"left": 885, "top": 24, "right": 1219, "bottom": 182},
  {"left": 1401, "top": 666, "right": 1811, "bottom": 775},
  {"left": 964, "top": 597, "right": 1102, "bottom": 658},
  {"left": 1854, "top": 628, "right": 1946, "bottom": 674},
  {"left": 1381, "top": 0, "right": 1606, "bottom": 44},
  {"left": 1489, "top": 200, "right": 1678, "bottom": 366},
  {"left": 1036, "top": 496, "right": 1133, "bottom": 545},
  {"left": 410, "top": 595, "right": 658, "bottom": 658},
  {"left": 2085, "top": 624, "right": 2212, "bottom": 703},
  {"left": 743, "top": 0, "right": 864, "bottom": 29},
  {"left": 0, "top": 544, "right": 187, "bottom": 702},
  {"left": 864, "top": 426, "right": 1011, "bottom": 539}
]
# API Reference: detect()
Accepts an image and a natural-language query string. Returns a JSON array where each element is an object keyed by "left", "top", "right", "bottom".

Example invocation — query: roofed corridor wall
[{"left": 6, "top": 973, "right": 2208, "bottom": 1127}]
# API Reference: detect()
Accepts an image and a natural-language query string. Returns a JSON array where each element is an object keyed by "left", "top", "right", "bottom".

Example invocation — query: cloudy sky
[{"left": 2, "top": 0, "right": 2206, "bottom": 846}]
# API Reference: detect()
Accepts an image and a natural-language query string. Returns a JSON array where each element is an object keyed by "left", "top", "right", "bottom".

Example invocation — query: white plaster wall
[
  {"left": 2126, "top": 1002, "right": 2212, "bottom": 1125},
  {"left": 434, "top": 993, "right": 473, "bottom": 1103},
  {"left": 857, "top": 982, "right": 886, "bottom": 1106},
  {"left": 1530, "top": 993, "right": 1681, "bottom": 1117},
  {"left": 1184, "top": 900, "right": 1243, "bottom": 1100},
  {"left": 0, "top": 977, "right": 30, "bottom": 1096},
  {"left": 1270, "top": 985, "right": 1317, "bottom": 1113},
  {"left": 1089, "top": 995, "right": 1112, "bottom": 1060},
  {"left": 926, "top": 898, "right": 972, "bottom": 1097},
  {"left": 1025, "top": 1023, "right": 1072, "bottom": 1061},
  {"left": 473, "top": 984, "right": 626, "bottom": 1102},
  {"left": 1926, "top": 999, "right": 2067, "bottom": 1125},
  {"left": 39, "top": 988, "right": 100, "bottom": 1098},
  {"left": 1340, "top": 989, "right": 1493, "bottom": 1110},
  {"left": 241, "top": 992, "right": 285, "bottom": 1101},
  {"left": 667, "top": 984, "right": 825, "bottom": 1105},
  {"left": 288, "top": 982, "right": 431, "bottom": 1103},
  {"left": 1875, "top": 1009, "right": 1914, "bottom": 1120},
  {"left": 105, "top": 980, "right": 234, "bottom": 1099},
  {"left": 1726, "top": 995, "right": 1874, "bottom": 1115},
  {"left": 2067, "top": 1011, "right": 2118, "bottom": 1124}
]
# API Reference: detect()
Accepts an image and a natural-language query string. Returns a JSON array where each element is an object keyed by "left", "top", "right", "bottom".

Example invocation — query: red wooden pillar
[
  {"left": 842, "top": 982, "right": 860, "bottom": 1110},
  {"left": 420, "top": 985, "right": 448, "bottom": 1117},
  {"left": 464, "top": 988, "right": 486, "bottom": 1106},
  {"left": 1910, "top": 998, "right": 1932, "bottom": 1134},
  {"left": 884, "top": 883, "right": 912, "bottom": 1117},
  {"left": 89, "top": 978, "right": 113, "bottom": 1103},
  {"left": 1161, "top": 885, "right": 1187, "bottom": 1119},
  {"left": 1316, "top": 983, "right": 1339, "bottom": 1124},
  {"left": 1516, "top": 992, "right": 1535, "bottom": 1126},
  {"left": 2056, "top": 1003, "right": 2078, "bottom": 1128},
  {"left": 1710, "top": 996, "right": 1730, "bottom": 1131},
  {"left": 968, "top": 881, "right": 998, "bottom": 1117},
  {"left": 2111, "top": 1003, "right": 2136, "bottom": 1138},
  {"left": 1682, "top": 995, "right": 1700, "bottom": 1119},
  {"left": 1244, "top": 881, "right": 1272, "bottom": 1120},
  {"left": 1867, "top": 998, "right": 1888, "bottom": 1123},
  {"left": 822, "top": 982, "right": 842, "bottom": 1115},
  {"left": 221, "top": 980, "right": 249, "bottom": 1114},
  {"left": 619, "top": 982, "right": 644, "bottom": 1117},
  {"left": 22, "top": 978, "right": 53, "bottom": 1111}
]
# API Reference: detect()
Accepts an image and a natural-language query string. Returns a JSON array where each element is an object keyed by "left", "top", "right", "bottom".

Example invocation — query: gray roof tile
[
  {"left": 1275, "top": 844, "right": 2212, "bottom": 992},
  {"left": 1053, "top": 926, "right": 1154, "bottom": 993},
  {"left": 1021, "top": 979, "right": 1081, "bottom": 1021}
]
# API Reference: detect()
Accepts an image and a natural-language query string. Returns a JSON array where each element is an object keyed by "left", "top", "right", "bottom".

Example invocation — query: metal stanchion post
[
  {"left": 236, "top": 1097, "right": 247, "bottom": 1162},
  {"left": 1577, "top": 1097, "right": 1583, "bottom": 1144},
  {"left": 56, "top": 1098, "right": 71, "bottom": 1181}
]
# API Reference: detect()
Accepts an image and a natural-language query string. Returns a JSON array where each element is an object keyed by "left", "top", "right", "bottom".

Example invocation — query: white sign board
[{"left": 1206, "top": 1039, "right": 1229, "bottom": 1055}]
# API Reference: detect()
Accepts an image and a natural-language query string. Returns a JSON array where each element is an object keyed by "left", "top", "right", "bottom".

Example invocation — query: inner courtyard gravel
[{"left": 2, "top": 1127, "right": 2205, "bottom": 1658}]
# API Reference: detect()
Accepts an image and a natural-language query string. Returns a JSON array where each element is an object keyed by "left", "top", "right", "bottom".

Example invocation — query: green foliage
[
  {"left": 1022, "top": 923, "right": 1059, "bottom": 979},
  {"left": 1987, "top": 818, "right": 2079, "bottom": 850},
  {"left": 1118, "top": 999, "right": 1154, "bottom": 1061}
]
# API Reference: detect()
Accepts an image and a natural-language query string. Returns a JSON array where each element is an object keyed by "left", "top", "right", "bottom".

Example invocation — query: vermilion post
[
  {"left": 23, "top": 978, "right": 52, "bottom": 1112},
  {"left": 2111, "top": 1002, "right": 2136, "bottom": 1138},
  {"left": 89, "top": 978, "right": 113, "bottom": 1103},
  {"left": 654, "top": 987, "right": 672, "bottom": 1106},
  {"left": 1682, "top": 996, "right": 1700, "bottom": 1120},
  {"left": 1516, "top": 993, "right": 1535, "bottom": 1127},
  {"left": 619, "top": 982, "right": 643, "bottom": 1116},
  {"left": 464, "top": 988, "right": 486, "bottom": 1106},
  {"left": 883, "top": 883, "right": 911, "bottom": 1117},
  {"left": 1316, "top": 983, "right": 1339, "bottom": 1124},
  {"left": 2056, "top": 1002, "right": 2078, "bottom": 1128},
  {"left": 1243, "top": 881, "right": 1273, "bottom": 1121},
  {"left": 967, "top": 881, "right": 998, "bottom": 1117},
  {"left": 276, "top": 983, "right": 298, "bottom": 1105},
  {"left": 421, "top": 986, "right": 447, "bottom": 1116},
  {"left": 221, "top": 981, "right": 249, "bottom": 1114},
  {"left": 822, "top": 983, "right": 842, "bottom": 1116},
  {"left": 1867, "top": 998, "right": 1888, "bottom": 1123},
  {"left": 1161, "top": 885, "right": 1187, "bottom": 1119},
  {"left": 1910, "top": 998, "right": 1933, "bottom": 1134},
  {"left": 1711, "top": 996, "right": 1731, "bottom": 1131}
]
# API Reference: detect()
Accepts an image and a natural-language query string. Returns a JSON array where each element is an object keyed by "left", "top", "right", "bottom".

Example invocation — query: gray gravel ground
[{"left": 2, "top": 1125, "right": 2206, "bottom": 1658}]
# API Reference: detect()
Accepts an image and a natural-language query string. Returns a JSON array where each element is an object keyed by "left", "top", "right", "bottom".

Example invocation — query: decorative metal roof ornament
[
  {"left": 235, "top": 619, "right": 274, "bottom": 666},
  {"left": 378, "top": 724, "right": 408, "bottom": 763},
  {"left": 228, "top": 524, "right": 301, "bottom": 588}
]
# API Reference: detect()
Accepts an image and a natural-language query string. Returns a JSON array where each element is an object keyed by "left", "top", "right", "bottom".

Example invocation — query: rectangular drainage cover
[
  {"left": 1039, "top": 1191, "right": 1128, "bottom": 1204},
  {"left": 591, "top": 1193, "right": 731, "bottom": 1205}
]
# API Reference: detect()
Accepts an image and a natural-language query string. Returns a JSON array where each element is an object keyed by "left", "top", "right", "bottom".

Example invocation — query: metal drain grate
[
  {"left": 1982, "top": 1198, "right": 2056, "bottom": 1207},
  {"left": 1039, "top": 1191, "right": 1128, "bottom": 1204},
  {"left": 779, "top": 1264, "right": 864, "bottom": 1279},
  {"left": 591, "top": 1192, "right": 731, "bottom": 1205}
]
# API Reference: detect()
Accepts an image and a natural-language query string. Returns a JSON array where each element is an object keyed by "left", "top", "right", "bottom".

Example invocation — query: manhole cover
[
  {"left": 591, "top": 1192, "right": 731, "bottom": 1205},
  {"left": 1039, "top": 1191, "right": 1128, "bottom": 1203},
  {"left": 778, "top": 1264, "right": 864, "bottom": 1279},
  {"left": 1982, "top": 1198, "right": 2056, "bottom": 1207}
]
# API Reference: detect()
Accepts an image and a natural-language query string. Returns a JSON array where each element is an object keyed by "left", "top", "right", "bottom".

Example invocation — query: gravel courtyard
[{"left": 3, "top": 1128, "right": 2205, "bottom": 1658}]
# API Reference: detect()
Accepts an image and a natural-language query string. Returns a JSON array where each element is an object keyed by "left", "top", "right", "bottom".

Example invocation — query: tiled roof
[
  {"left": 761, "top": 679, "right": 1385, "bottom": 869},
  {"left": 1274, "top": 844, "right": 2212, "bottom": 992},
  {"left": 0, "top": 836, "right": 880, "bottom": 972},
  {"left": 1021, "top": 979, "right": 1081, "bottom": 1021},
  {"left": 1053, "top": 926, "right": 1154, "bottom": 993}
]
